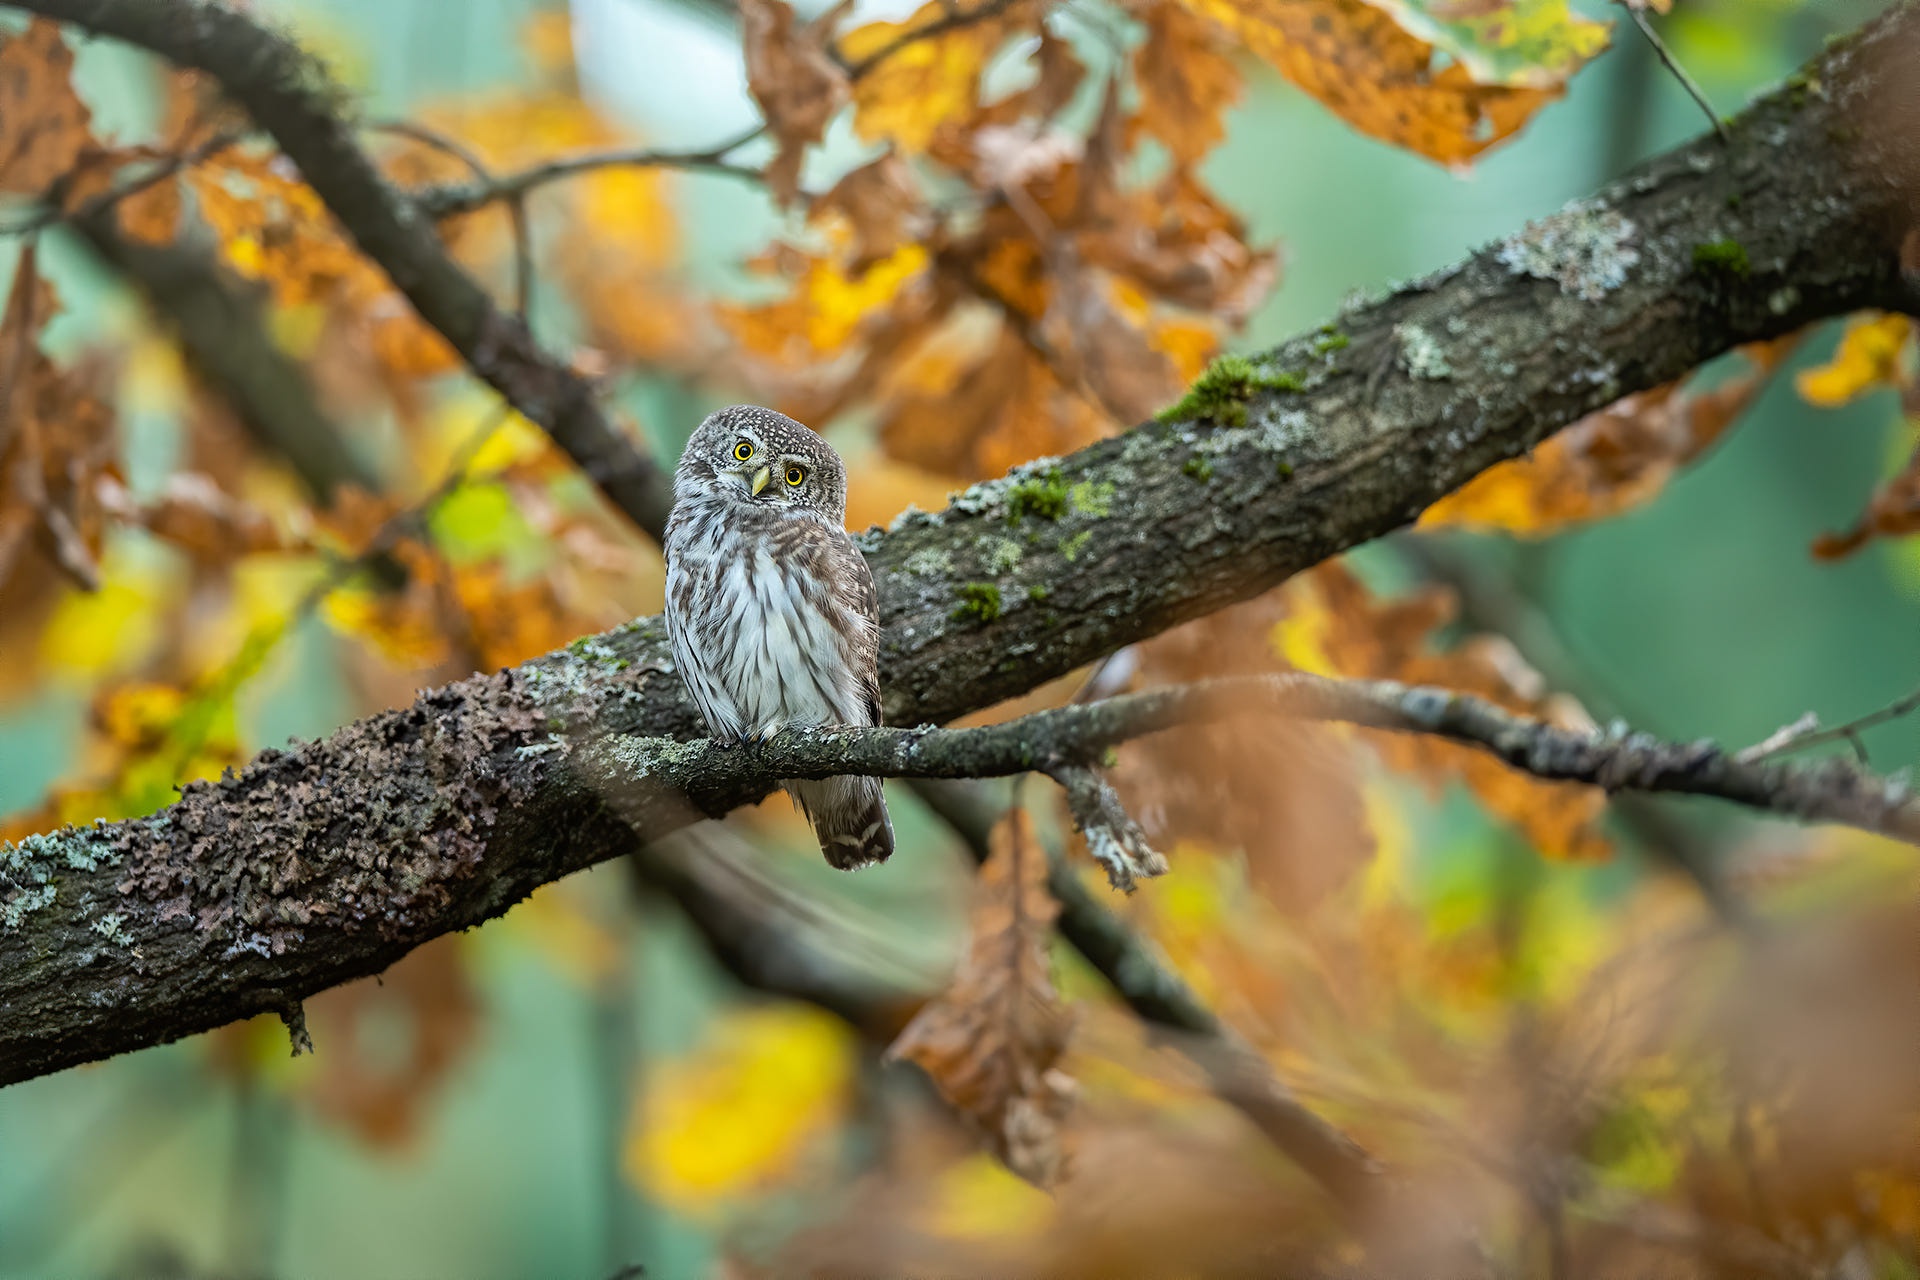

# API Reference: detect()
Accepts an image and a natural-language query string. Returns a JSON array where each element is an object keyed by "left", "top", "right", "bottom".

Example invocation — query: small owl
[{"left": 663, "top": 405, "right": 895, "bottom": 869}]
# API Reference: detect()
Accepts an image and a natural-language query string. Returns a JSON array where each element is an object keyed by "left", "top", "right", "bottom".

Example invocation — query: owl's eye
[
  {"left": 784, "top": 465, "right": 806, "bottom": 487},
  {"left": 733, "top": 441, "right": 753, "bottom": 462}
]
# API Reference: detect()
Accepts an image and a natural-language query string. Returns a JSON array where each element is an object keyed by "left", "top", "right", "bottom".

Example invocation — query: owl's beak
[{"left": 749, "top": 465, "right": 772, "bottom": 496}]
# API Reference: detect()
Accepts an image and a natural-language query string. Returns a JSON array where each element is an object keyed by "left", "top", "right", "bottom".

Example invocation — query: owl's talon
[
  {"left": 713, "top": 734, "right": 742, "bottom": 750},
  {"left": 752, "top": 721, "right": 785, "bottom": 745}
]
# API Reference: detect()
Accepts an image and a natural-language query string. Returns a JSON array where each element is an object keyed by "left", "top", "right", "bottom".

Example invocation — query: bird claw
[{"left": 750, "top": 720, "right": 784, "bottom": 745}]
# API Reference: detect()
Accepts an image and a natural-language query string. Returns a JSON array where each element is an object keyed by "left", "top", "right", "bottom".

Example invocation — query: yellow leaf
[
  {"left": 839, "top": 1, "right": 1016, "bottom": 153},
  {"left": 627, "top": 1004, "right": 855, "bottom": 1213},
  {"left": 1795, "top": 312, "right": 1913, "bottom": 408},
  {"left": 38, "top": 554, "right": 168, "bottom": 679}
]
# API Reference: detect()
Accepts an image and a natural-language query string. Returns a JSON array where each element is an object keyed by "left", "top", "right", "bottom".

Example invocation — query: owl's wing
[{"left": 782, "top": 519, "right": 884, "bottom": 728}]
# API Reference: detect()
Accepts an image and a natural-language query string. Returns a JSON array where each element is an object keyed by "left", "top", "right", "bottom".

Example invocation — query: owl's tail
[{"left": 788, "top": 775, "right": 894, "bottom": 869}]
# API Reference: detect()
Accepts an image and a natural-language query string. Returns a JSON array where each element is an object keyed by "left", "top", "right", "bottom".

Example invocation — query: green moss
[
  {"left": 1724, "top": 193, "right": 1742, "bottom": 210},
  {"left": 1068, "top": 481, "right": 1114, "bottom": 518},
  {"left": 1007, "top": 468, "right": 1070, "bottom": 521},
  {"left": 1275, "top": 460, "right": 1295, "bottom": 479},
  {"left": 1156, "top": 354, "right": 1304, "bottom": 428},
  {"left": 951, "top": 582, "right": 1003, "bottom": 623},
  {"left": 1313, "top": 324, "right": 1349, "bottom": 355},
  {"left": 1059, "top": 530, "right": 1092, "bottom": 562},
  {"left": 1026, "top": 583, "right": 1050, "bottom": 602},
  {"left": 1692, "top": 239, "right": 1751, "bottom": 280},
  {"left": 1182, "top": 456, "right": 1215, "bottom": 482}
]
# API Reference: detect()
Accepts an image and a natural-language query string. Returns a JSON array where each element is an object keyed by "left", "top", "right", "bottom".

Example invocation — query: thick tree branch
[
  {"left": 2, "top": 7, "right": 1916, "bottom": 1093},
  {"left": 2, "top": 0, "right": 676, "bottom": 538}
]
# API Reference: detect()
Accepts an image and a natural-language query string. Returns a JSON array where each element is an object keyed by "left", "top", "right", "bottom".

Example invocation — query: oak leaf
[
  {"left": 1814, "top": 438, "right": 1920, "bottom": 560},
  {"left": 741, "top": 0, "right": 851, "bottom": 205},
  {"left": 0, "top": 20, "right": 93, "bottom": 195},
  {"left": 1135, "top": 0, "right": 1244, "bottom": 168},
  {"left": 1171, "top": 0, "right": 1575, "bottom": 165},
  {"left": 839, "top": 0, "right": 1022, "bottom": 154},
  {"left": 811, "top": 150, "right": 927, "bottom": 275},
  {"left": 888, "top": 809, "right": 1076, "bottom": 1186}
]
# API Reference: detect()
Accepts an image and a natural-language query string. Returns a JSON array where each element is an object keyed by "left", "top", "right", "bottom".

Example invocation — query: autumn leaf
[
  {"left": 1796, "top": 312, "right": 1912, "bottom": 408},
  {"left": 888, "top": 810, "right": 1076, "bottom": 1186},
  {"left": 839, "top": 0, "right": 1023, "bottom": 154},
  {"left": 1421, "top": 337, "right": 1795, "bottom": 535},
  {"left": 1135, "top": 0, "right": 1244, "bottom": 169},
  {"left": 1172, "top": 0, "right": 1587, "bottom": 165},
  {"left": 1814, "top": 437, "right": 1920, "bottom": 560},
  {"left": 0, "top": 242, "right": 117, "bottom": 596},
  {"left": 1113, "top": 590, "right": 1373, "bottom": 915},
  {"left": 0, "top": 20, "right": 93, "bottom": 196},
  {"left": 811, "top": 150, "right": 928, "bottom": 276},
  {"left": 742, "top": 0, "right": 851, "bottom": 204},
  {"left": 1278, "top": 561, "right": 1609, "bottom": 860}
]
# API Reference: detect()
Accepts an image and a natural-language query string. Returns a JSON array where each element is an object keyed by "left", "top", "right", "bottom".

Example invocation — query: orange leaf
[
  {"left": 1135, "top": 0, "right": 1244, "bottom": 168},
  {"left": 1813, "top": 438, "right": 1920, "bottom": 560},
  {"left": 1172, "top": 0, "right": 1560, "bottom": 165},
  {"left": 0, "top": 20, "right": 93, "bottom": 195},
  {"left": 1421, "top": 338, "right": 1795, "bottom": 536},
  {"left": 887, "top": 810, "right": 1075, "bottom": 1186}
]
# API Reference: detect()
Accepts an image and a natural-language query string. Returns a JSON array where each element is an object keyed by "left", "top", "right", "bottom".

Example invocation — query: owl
[{"left": 663, "top": 405, "right": 895, "bottom": 869}]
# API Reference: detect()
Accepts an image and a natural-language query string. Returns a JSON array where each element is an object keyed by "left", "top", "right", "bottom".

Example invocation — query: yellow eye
[
  {"left": 785, "top": 465, "right": 806, "bottom": 487},
  {"left": 733, "top": 441, "right": 753, "bottom": 461}
]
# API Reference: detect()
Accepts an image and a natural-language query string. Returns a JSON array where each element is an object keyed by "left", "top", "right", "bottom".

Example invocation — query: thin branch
[
  {"left": 411, "top": 127, "right": 768, "bottom": 219},
  {"left": 835, "top": 0, "right": 1026, "bottom": 77},
  {"left": 1617, "top": 0, "right": 1728, "bottom": 143},
  {"left": 1737, "top": 682, "right": 1920, "bottom": 764},
  {"left": 0, "top": 129, "right": 244, "bottom": 238},
  {"left": 368, "top": 118, "right": 536, "bottom": 323}
]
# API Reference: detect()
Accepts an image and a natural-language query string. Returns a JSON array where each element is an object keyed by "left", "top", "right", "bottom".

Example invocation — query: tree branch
[
  {"left": 2, "top": 6, "right": 1916, "bottom": 1090},
  {"left": 1, "top": 0, "right": 676, "bottom": 539},
  {"left": 575, "top": 675, "right": 1920, "bottom": 852}
]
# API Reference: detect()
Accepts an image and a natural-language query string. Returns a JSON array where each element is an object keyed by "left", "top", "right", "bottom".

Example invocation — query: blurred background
[{"left": 0, "top": 0, "right": 1916, "bottom": 1276}]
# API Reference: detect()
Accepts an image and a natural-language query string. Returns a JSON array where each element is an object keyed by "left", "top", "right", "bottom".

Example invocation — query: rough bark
[{"left": 2, "top": 4, "right": 1917, "bottom": 1087}]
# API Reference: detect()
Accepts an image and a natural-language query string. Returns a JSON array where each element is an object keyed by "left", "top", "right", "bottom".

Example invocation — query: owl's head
[{"left": 675, "top": 405, "right": 848, "bottom": 521}]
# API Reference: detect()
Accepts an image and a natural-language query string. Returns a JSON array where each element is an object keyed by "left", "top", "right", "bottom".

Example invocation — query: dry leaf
[
  {"left": 1135, "top": 1, "right": 1244, "bottom": 168},
  {"left": 1280, "top": 561, "right": 1609, "bottom": 860},
  {"left": 1172, "top": 0, "right": 1562, "bottom": 165},
  {"left": 741, "top": 0, "right": 851, "bottom": 205},
  {"left": 1114, "top": 590, "right": 1373, "bottom": 914},
  {"left": 1814, "top": 438, "right": 1920, "bottom": 560},
  {"left": 811, "top": 150, "right": 927, "bottom": 275},
  {"left": 839, "top": 0, "right": 1022, "bottom": 153},
  {"left": 888, "top": 810, "right": 1076, "bottom": 1186},
  {"left": 1421, "top": 337, "right": 1794, "bottom": 535},
  {"left": 0, "top": 20, "right": 93, "bottom": 195}
]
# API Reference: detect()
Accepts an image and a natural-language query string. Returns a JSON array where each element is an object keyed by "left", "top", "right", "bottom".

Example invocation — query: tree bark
[{"left": 1, "top": 1, "right": 1915, "bottom": 1087}]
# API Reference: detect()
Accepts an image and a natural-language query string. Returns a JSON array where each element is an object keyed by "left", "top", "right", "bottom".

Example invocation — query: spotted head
[{"left": 674, "top": 405, "right": 848, "bottom": 523}]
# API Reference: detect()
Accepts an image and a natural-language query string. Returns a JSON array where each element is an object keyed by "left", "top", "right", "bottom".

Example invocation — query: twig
[
  {"left": 412, "top": 126, "right": 767, "bottom": 218},
  {"left": 369, "top": 118, "right": 537, "bottom": 324},
  {"left": 0, "top": 129, "right": 244, "bottom": 237},
  {"left": 583, "top": 673, "right": 1920, "bottom": 850},
  {"left": 1737, "top": 682, "right": 1920, "bottom": 764},
  {"left": 1046, "top": 760, "right": 1165, "bottom": 890},
  {"left": 835, "top": 0, "right": 1025, "bottom": 77},
  {"left": 1618, "top": 1, "right": 1728, "bottom": 143}
]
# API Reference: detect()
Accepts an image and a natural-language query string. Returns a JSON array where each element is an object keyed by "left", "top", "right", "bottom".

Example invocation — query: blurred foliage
[{"left": 0, "top": 0, "right": 1914, "bottom": 1277}]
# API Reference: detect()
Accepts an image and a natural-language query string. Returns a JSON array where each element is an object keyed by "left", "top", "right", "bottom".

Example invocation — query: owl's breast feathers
[{"left": 664, "top": 498, "right": 882, "bottom": 739}]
